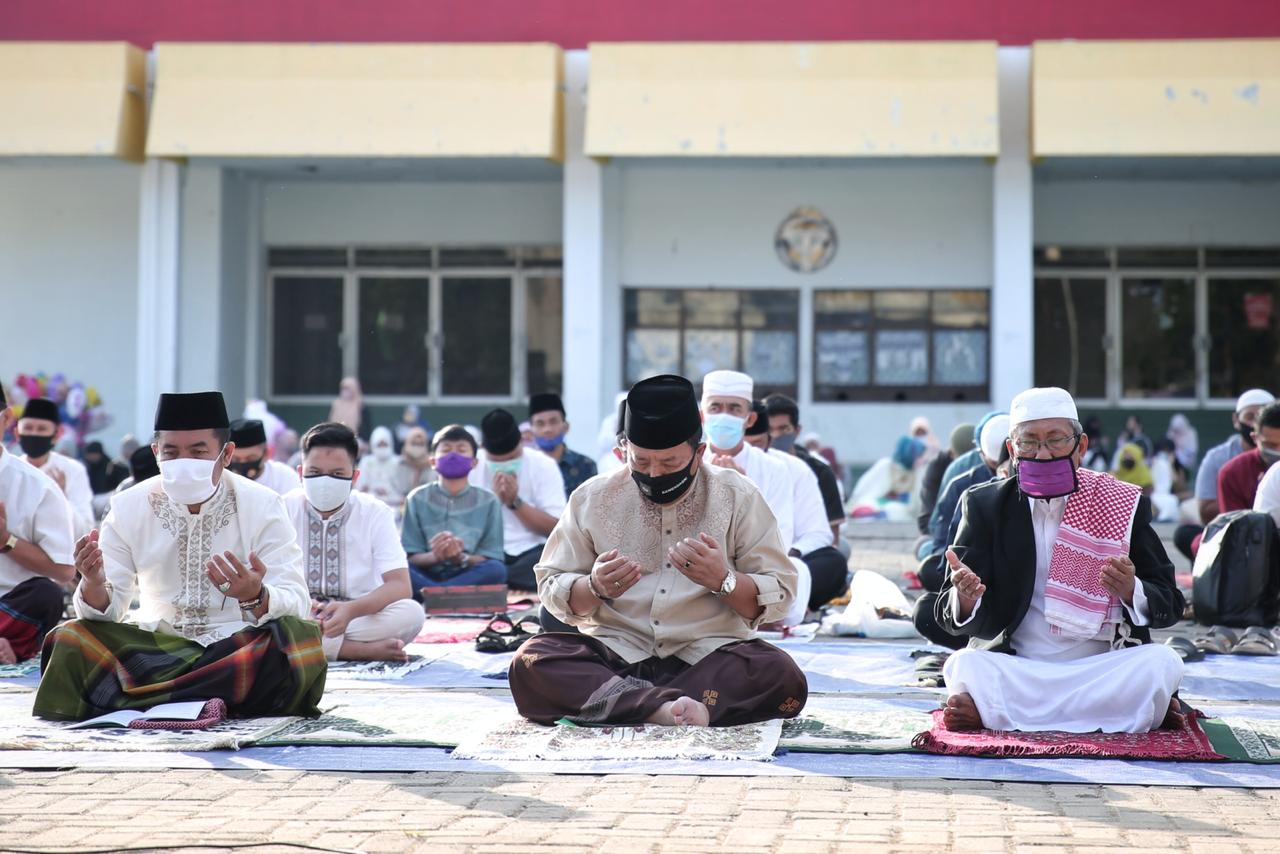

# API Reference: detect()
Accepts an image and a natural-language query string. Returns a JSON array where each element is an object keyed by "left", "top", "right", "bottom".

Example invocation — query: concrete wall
[
  {"left": 609, "top": 159, "right": 996, "bottom": 464},
  {"left": 0, "top": 162, "right": 141, "bottom": 451}
]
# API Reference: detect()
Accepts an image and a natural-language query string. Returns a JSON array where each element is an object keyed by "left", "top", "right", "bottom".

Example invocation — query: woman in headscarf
[
  {"left": 357, "top": 426, "right": 406, "bottom": 509},
  {"left": 1112, "top": 442, "right": 1154, "bottom": 494},
  {"left": 328, "top": 377, "right": 367, "bottom": 438},
  {"left": 889, "top": 435, "right": 927, "bottom": 499},
  {"left": 908, "top": 416, "right": 940, "bottom": 466},
  {"left": 394, "top": 425, "right": 435, "bottom": 496},
  {"left": 1166, "top": 413, "right": 1199, "bottom": 471}
]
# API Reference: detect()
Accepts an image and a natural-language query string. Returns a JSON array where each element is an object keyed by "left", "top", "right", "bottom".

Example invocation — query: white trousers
[
  {"left": 321, "top": 598, "right": 425, "bottom": 661},
  {"left": 783, "top": 556, "right": 813, "bottom": 627},
  {"left": 943, "top": 644, "right": 1184, "bottom": 733}
]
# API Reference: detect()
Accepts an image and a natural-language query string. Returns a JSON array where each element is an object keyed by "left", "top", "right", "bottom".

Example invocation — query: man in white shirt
[
  {"left": 284, "top": 422, "right": 422, "bottom": 662},
  {"left": 936, "top": 387, "right": 1185, "bottom": 733},
  {"left": 699, "top": 371, "right": 807, "bottom": 625},
  {"left": 744, "top": 401, "right": 848, "bottom": 611},
  {"left": 229, "top": 419, "right": 301, "bottom": 495},
  {"left": 34, "top": 391, "right": 325, "bottom": 722},
  {"left": 16, "top": 398, "right": 94, "bottom": 539},
  {"left": 469, "top": 408, "right": 566, "bottom": 591},
  {"left": 0, "top": 386, "right": 75, "bottom": 664}
]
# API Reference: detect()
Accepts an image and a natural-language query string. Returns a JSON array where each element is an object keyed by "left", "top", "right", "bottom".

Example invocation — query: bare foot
[
  {"left": 645, "top": 696, "right": 710, "bottom": 727},
  {"left": 1161, "top": 698, "right": 1188, "bottom": 730},
  {"left": 0, "top": 638, "right": 15, "bottom": 665},
  {"left": 941, "top": 693, "right": 983, "bottom": 731},
  {"left": 337, "top": 638, "right": 408, "bottom": 662}
]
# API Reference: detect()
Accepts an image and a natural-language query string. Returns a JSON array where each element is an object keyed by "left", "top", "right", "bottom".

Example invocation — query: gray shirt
[{"left": 1195, "top": 435, "right": 1244, "bottom": 501}]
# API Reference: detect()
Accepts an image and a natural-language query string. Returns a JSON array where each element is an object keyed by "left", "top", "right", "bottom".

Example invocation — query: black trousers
[
  {"left": 911, "top": 592, "right": 968, "bottom": 651},
  {"left": 504, "top": 544, "right": 546, "bottom": 592},
  {"left": 1174, "top": 523, "right": 1202, "bottom": 562},
  {"left": 801, "top": 546, "right": 850, "bottom": 611}
]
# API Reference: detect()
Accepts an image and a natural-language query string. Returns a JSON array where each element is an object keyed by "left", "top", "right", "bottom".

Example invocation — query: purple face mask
[
  {"left": 1016, "top": 449, "right": 1080, "bottom": 500},
  {"left": 434, "top": 451, "right": 474, "bottom": 480}
]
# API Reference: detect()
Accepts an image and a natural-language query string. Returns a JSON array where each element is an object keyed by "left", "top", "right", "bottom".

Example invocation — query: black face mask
[
  {"left": 631, "top": 454, "right": 698, "bottom": 505},
  {"left": 1240, "top": 422, "right": 1257, "bottom": 448},
  {"left": 1120, "top": 458, "right": 1136, "bottom": 470},
  {"left": 229, "top": 456, "right": 265, "bottom": 480},
  {"left": 18, "top": 434, "right": 54, "bottom": 459}
]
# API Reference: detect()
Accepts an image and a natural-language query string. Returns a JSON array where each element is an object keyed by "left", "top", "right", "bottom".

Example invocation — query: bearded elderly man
[
  {"left": 937, "top": 387, "right": 1185, "bottom": 733},
  {"left": 509, "top": 374, "right": 807, "bottom": 728}
]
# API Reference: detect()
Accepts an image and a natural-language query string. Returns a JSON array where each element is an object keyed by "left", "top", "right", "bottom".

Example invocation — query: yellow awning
[
  {"left": 0, "top": 42, "right": 146, "bottom": 161},
  {"left": 146, "top": 43, "right": 564, "bottom": 161},
  {"left": 585, "top": 42, "right": 999, "bottom": 158},
  {"left": 1033, "top": 40, "right": 1280, "bottom": 157}
]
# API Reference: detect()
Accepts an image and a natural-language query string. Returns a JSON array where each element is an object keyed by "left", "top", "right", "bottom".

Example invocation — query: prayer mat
[
  {"left": 1202, "top": 717, "right": 1280, "bottom": 763},
  {"left": 911, "top": 709, "right": 1222, "bottom": 761},
  {"left": 779, "top": 696, "right": 934, "bottom": 753},
  {"left": 787, "top": 642, "right": 945, "bottom": 695},
  {"left": 415, "top": 618, "right": 489, "bottom": 645},
  {"left": 259, "top": 690, "right": 513, "bottom": 748},
  {"left": 452, "top": 718, "right": 782, "bottom": 762},
  {"left": 0, "top": 659, "right": 39, "bottom": 679},
  {"left": 0, "top": 693, "right": 294, "bottom": 752},
  {"left": 324, "top": 653, "right": 433, "bottom": 681}
]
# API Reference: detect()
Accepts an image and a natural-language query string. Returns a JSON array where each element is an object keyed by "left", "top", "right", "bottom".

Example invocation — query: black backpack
[{"left": 1192, "top": 510, "right": 1280, "bottom": 628}]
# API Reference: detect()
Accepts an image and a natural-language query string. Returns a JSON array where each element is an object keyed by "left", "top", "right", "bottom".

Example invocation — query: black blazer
[{"left": 934, "top": 477, "right": 1184, "bottom": 654}]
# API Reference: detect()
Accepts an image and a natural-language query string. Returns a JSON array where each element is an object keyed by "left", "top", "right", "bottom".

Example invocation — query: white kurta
[
  {"left": 946, "top": 495, "right": 1180, "bottom": 733},
  {"left": 23, "top": 451, "right": 94, "bottom": 539},
  {"left": 255, "top": 459, "right": 301, "bottom": 496},
  {"left": 0, "top": 451, "right": 74, "bottom": 597},
  {"left": 469, "top": 448, "right": 567, "bottom": 556},
  {"left": 704, "top": 444, "right": 795, "bottom": 548},
  {"left": 73, "top": 472, "right": 311, "bottom": 646},
  {"left": 769, "top": 448, "right": 831, "bottom": 555}
]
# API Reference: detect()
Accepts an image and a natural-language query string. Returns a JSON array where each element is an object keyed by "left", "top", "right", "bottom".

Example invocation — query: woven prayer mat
[
  {"left": 0, "top": 693, "right": 295, "bottom": 752},
  {"left": 0, "top": 659, "right": 39, "bottom": 679},
  {"left": 780, "top": 696, "right": 934, "bottom": 753},
  {"left": 1202, "top": 717, "right": 1280, "bottom": 763},
  {"left": 259, "top": 690, "right": 513, "bottom": 748},
  {"left": 323, "top": 650, "right": 440, "bottom": 684},
  {"left": 415, "top": 617, "right": 490, "bottom": 645},
  {"left": 911, "top": 709, "right": 1222, "bottom": 761},
  {"left": 453, "top": 718, "right": 782, "bottom": 762}
]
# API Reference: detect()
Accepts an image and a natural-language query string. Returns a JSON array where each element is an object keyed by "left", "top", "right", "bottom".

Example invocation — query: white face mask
[
  {"left": 304, "top": 475, "right": 352, "bottom": 513},
  {"left": 373, "top": 443, "right": 392, "bottom": 461},
  {"left": 158, "top": 451, "right": 223, "bottom": 506}
]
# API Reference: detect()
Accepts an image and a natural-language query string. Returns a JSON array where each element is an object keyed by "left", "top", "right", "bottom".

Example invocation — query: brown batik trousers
[{"left": 508, "top": 633, "right": 808, "bottom": 726}]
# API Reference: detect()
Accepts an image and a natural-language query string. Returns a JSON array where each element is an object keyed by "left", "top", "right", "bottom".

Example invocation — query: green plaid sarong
[{"left": 33, "top": 617, "right": 327, "bottom": 722}]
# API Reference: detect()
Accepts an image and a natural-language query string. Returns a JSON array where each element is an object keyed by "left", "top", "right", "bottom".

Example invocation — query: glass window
[
  {"left": 683, "top": 329, "right": 738, "bottom": 384},
  {"left": 357, "top": 277, "right": 430, "bottom": 395},
  {"left": 1033, "top": 277, "right": 1107, "bottom": 399},
  {"left": 354, "top": 248, "right": 433, "bottom": 268},
  {"left": 813, "top": 289, "right": 989, "bottom": 402},
  {"left": 1122, "top": 277, "right": 1196, "bottom": 399},
  {"left": 1205, "top": 248, "right": 1280, "bottom": 268},
  {"left": 683, "top": 291, "right": 739, "bottom": 327},
  {"left": 626, "top": 329, "right": 680, "bottom": 383},
  {"left": 526, "top": 275, "right": 563, "bottom": 395},
  {"left": 272, "top": 276, "right": 345, "bottom": 395},
  {"left": 1209, "top": 278, "right": 1280, "bottom": 398},
  {"left": 439, "top": 247, "right": 518, "bottom": 268},
  {"left": 1116, "top": 248, "right": 1198, "bottom": 269},
  {"left": 626, "top": 289, "right": 681, "bottom": 327},
  {"left": 267, "top": 247, "right": 349, "bottom": 268},
  {"left": 441, "top": 277, "right": 512, "bottom": 396},
  {"left": 1033, "top": 247, "right": 1110, "bottom": 269}
]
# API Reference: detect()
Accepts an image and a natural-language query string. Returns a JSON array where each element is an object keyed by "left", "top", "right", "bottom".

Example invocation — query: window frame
[
  {"left": 264, "top": 245, "right": 560, "bottom": 405},
  {"left": 811, "top": 287, "right": 991, "bottom": 403}
]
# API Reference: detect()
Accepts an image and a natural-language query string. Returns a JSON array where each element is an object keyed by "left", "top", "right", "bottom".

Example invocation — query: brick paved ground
[{"left": 0, "top": 524, "right": 1253, "bottom": 854}]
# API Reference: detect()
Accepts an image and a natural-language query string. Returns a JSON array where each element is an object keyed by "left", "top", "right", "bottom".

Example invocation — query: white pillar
[
  {"left": 562, "top": 49, "right": 607, "bottom": 439},
  {"left": 991, "top": 46, "right": 1034, "bottom": 410},
  {"left": 134, "top": 159, "right": 182, "bottom": 436}
]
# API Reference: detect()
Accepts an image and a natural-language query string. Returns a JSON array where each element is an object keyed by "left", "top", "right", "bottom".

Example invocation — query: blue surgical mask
[
  {"left": 488, "top": 458, "right": 522, "bottom": 477},
  {"left": 534, "top": 432, "right": 565, "bottom": 453},
  {"left": 705, "top": 413, "right": 747, "bottom": 451}
]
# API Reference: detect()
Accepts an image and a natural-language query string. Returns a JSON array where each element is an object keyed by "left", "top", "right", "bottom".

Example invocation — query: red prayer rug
[{"left": 911, "top": 709, "right": 1224, "bottom": 761}]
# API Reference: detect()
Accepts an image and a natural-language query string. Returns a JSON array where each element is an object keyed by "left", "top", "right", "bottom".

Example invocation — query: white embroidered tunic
[{"left": 73, "top": 472, "right": 311, "bottom": 646}]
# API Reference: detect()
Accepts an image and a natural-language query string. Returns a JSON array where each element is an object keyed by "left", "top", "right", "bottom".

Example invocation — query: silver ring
[{"left": 218, "top": 581, "right": 232, "bottom": 594}]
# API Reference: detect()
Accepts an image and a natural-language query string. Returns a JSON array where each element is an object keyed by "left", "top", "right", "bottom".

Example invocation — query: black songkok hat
[
  {"left": 22, "top": 398, "right": 61, "bottom": 425},
  {"left": 153, "top": 392, "right": 230, "bottom": 432},
  {"left": 745, "top": 400, "right": 769, "bottom": 436},
  {"left": 480, "top": 408, "right": 521, "bottom": 456},
  {"left": 529, "top": 392, "right": 566, "bottom": 418},
  {"left": 129, "top": 446, "right": 160, "bottom": 482},
  {"left": 229, "top": 418, "right": 268, "bottom": 447},
  {"left": 624, "top": 375, "right": 702, "bottom": 450}
]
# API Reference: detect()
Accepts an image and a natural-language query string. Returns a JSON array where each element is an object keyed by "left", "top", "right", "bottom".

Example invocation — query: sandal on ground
[
  {"left": 1164, "top": 636, "right": 1205, "bottom": 663},
  {"left": 1193, "top": 626, "right": 1240, "bottom": 655},
  {"left": 1231, "top": 626, "right": 1278, "bottom": 656},
  {"left": 475, "top": 614, "right": 534, "bottom": 653},
  {"left": 913, "top": 652, "right": 950, "bottom": 688}
]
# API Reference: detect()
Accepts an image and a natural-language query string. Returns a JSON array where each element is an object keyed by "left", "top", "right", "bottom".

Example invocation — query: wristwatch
[
  {"left": 714, "top": 569, "right": 737, "bottom": 597},
  {"left": 0, "top": 534, "right": 17, "bottom": 554},
  {"left": 507, "top": 496, "right": 524, "bottom": 511}
]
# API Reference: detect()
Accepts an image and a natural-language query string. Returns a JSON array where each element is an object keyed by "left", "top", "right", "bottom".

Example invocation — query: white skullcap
[
  {"left": 701, "top": 370, "right": 753, "bottom": 402},
  {"left": 1009, "top": 387, "right": 1078, "bottom": 428},
  {"left": 979, "top": 414, "right": 1011, "bottom": 461},
  {"left": 1236, "top": 389, "right": 1275, "bottom": 412}
]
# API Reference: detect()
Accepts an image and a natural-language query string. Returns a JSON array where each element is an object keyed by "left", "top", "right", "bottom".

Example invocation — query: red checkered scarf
[{"left": 1044, "top": 468, "right": 1142, "bottom": 640}]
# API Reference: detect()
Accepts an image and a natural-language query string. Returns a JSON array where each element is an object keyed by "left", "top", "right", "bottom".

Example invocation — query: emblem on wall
[{"left": 775, "top": 206, "right": 837, "bottom": 273}]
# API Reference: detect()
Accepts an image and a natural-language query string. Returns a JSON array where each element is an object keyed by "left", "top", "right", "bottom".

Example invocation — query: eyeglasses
[{"left": 1012, "top": 433, "right": 1080, "bottom": 456}]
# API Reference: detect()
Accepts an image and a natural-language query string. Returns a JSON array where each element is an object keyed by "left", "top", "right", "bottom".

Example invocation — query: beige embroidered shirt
[{"left": 536, "top": 465, "right": 796, "bottom": 665}]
